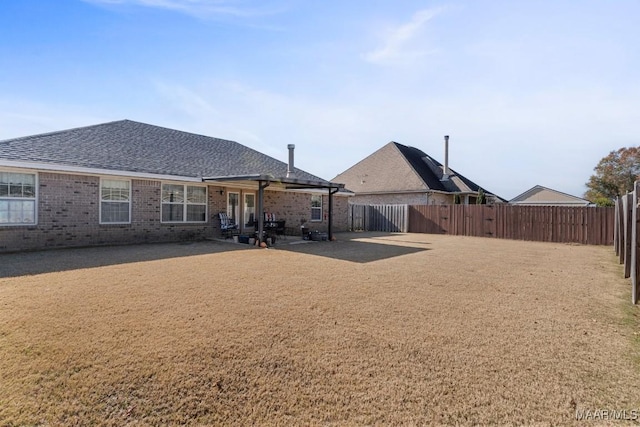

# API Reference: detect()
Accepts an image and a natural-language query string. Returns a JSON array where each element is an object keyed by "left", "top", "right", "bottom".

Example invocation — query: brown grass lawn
[{"left": 1, "top": 233, "right": 640, "bottom": 426}]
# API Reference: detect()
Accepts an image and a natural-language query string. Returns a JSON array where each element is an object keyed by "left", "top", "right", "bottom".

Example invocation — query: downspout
[{"left": 257, "top": 180, "right": 270, "bottom": 243}]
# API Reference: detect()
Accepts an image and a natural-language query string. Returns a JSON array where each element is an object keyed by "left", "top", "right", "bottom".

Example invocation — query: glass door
[
  {"left": 227, "top": 192, "right": 240, "bottom": 226},
  {"left": 243, "top": 193, "right": 256, "bottom": 230}
]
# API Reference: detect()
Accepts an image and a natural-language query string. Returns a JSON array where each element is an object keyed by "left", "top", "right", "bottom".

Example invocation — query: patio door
[
  {"left": 243, "top": 193, "right": 256, "bottom": 230},
  {"left": 227, "top": 192, "right": 240, "bottom": 226}
]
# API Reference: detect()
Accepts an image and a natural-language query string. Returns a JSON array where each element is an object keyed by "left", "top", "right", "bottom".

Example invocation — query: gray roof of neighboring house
[
  {"left": 333, "top": 141, "right": 502, "bottom": 198},
  {"left": 0, "top": 119, "right": 329, "bottom": 183},
  {"left": 393, "top": 143, "right": 485, "bottom": 194}
]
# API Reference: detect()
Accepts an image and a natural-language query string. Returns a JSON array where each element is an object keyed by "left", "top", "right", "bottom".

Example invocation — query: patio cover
[{"left": 202, "top": 174, "right": 346, "bottom": 242}]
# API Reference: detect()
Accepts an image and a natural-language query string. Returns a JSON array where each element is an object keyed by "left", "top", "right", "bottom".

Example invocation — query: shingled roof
[
  {"left": 333, "top": 141, "right": 498, "bottom": 196},
  {"left": 510, "top": 185, "right": 590, "bottom": 206},
  {"left": 0, "top": 120, "right": 329, "bottom": 183},
  {"left": 392, "top": 143, "right": 485, "bottom": 193}
]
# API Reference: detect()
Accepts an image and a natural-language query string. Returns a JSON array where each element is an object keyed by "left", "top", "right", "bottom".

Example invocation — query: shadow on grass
[
  {"left": 0, "top": 233, "right": 432, "bottom": 277},
  {"left": 275, "top": 232, "right": 431, "bottom": 263},
  {"left": 0, "top": 240, "right": 249, "bottom": 278}
]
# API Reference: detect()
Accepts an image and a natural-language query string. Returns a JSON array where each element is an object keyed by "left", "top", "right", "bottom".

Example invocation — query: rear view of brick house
[{"left": 0, "top": 120, "right": 348, "bottom": 252}]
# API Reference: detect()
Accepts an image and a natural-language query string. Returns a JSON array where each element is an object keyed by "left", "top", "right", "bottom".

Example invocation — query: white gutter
[
  {"left": 0, "top": 159, "right": 203, "bottom": 182},
  {"left": 356, "top": 189, "right": 479, "bottom": 196}
]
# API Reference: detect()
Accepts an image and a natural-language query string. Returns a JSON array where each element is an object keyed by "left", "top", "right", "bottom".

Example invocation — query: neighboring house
[
  {"left": 332, "top": 140, "right": 502, "bottom": 205},
  {"left": 0, "top": 120, "right": 347, "bottom": 252},
  {"left": 509, "top": 185, "right": 591, "bottom": 206}
]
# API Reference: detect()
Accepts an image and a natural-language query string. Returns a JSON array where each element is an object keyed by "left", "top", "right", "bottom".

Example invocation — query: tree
[{"left": 585, "top": 147, "right": 640, "bottom": 204}]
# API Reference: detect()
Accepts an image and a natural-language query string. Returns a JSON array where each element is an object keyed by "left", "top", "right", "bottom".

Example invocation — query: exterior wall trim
[
  {"left": 354, "top": 189, "right": 477, "bottom": 196},
  {"left": 0, "top": 159, "right": 203, "bottom": 183}
]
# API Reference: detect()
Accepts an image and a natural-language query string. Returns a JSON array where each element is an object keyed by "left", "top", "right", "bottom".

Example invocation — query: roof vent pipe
[
  {"left": 441, "top": 135, "right": 450, "bottom": 181},
  {"left": 287, "top": 144, "right": 295, "bottom": 178}
]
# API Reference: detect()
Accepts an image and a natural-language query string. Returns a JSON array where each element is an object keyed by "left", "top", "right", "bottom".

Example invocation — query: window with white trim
[
  {"left": 100, "top": 179, "right": 131, "bottom": 223},
  {"left": 0, "top": 171, "right": 37, "bottom": 225},
  {"left": 162, "top": 184, "right": 207, "bottom": 223},
  {"left": 311, "top": 194, "right": 322, "bottom": 222}
]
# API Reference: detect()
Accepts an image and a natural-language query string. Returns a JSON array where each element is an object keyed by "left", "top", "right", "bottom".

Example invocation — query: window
[
  {"left": 0, "top": 171, "right": 36, "bottom": 225},
  {"left": 187, "top": 186, "right": 207, "bottom": 221},
  {"left": 162, "top": 184, "right": 207, "bottom": 223},
  {"left": 100, "top": 179, "right": 131, "bottom": 223},
  {"left": 311, "top": 194, "right": 322, "bottom": 222}
]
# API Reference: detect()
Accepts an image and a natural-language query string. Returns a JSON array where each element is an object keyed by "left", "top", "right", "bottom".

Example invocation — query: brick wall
[
  {"left": 0, "top": 171, "right": 349, "bottom": 252},
  {"left": 348, "top": 192, "right": 455, "bottom": 205},
  {"left": 262, "top": 190, "right": 349, "bottom": 235},
  {"left": 349, "top": 193, "right": 430, "bottom": 205},
  {"left": 0, "top": 172, "right": 227, "bottom": 252}
]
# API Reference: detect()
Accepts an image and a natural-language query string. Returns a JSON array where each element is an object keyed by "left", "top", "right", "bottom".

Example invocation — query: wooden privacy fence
[
  {"left": 408, "top": 204, "right": 614, "bottom": 245},
  {"left": 614, "top": 185, "right": 640, "bottom": 304},
  {"left": 350, "top": 203, "right": 614, "bottom": 245},
  {"left": 349, "top": 204, "right": 408, "bottom": 232}
]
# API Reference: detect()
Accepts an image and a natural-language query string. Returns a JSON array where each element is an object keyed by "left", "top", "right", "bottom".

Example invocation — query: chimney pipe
[
  {"left": 287, "top": 144, "right": 295, "bottom": 178},
  {"left": 442, "top": 135, "right": 450, "bottom": 181}
]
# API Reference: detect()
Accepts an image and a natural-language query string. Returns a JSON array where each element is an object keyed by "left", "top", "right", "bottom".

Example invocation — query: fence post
[
  {"left": 614, "top": 197, "right": 620, "bottom": 256},
  {"left": 633, "top": 183, "right": 640, "bottom": 304},
  {"left": 624, "top": 194, "right": 633, "bottom": 278},
  {"left": 402, "top": 204, "right": 408, "bottom": 232},
  {"left": 619, "top": 198, "right": 626, "bottom": 264}
]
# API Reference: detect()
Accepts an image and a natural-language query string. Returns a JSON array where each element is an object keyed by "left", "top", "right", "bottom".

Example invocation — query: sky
[{"left": 1, "top": 0, "right": 639, "bottom": 200}]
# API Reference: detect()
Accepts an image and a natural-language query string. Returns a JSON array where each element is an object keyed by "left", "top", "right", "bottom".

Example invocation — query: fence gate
[
  {"left": 350, "top": 204, "right": 366, "bottom": 231},
  {"left": 349, "top": 204, "right": 408, "bottom": 233}
]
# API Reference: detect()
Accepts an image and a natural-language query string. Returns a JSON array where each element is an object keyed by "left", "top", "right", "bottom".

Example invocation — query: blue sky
[{"left": 1, "top": 0, "right": 639, "bottom": 199}]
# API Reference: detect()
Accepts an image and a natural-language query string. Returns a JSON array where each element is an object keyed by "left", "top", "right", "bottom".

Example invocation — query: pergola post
[
  {"left": 328, "top": 187, "right": 339, "bottom": 241},
  {"left": 257, "top": 180, "right": 270, "bottom": 243}
]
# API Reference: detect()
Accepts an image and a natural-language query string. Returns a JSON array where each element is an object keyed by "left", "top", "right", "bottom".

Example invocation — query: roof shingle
[
  {"left": 333, "top": 141, "right": 498, "bottom": 196},
  {"left": 0, "top": 120, "right": 328, "bottom": 183}
]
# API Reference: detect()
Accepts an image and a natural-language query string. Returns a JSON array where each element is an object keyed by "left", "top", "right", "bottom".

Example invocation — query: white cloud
[
  {"left": 0, "top": 99, "right": 108, "bottom": 141},
  {"left": 151, "top": 79, "right": 384, "bottom": 177},
  {"left": 407, "top": 88, "right": 640, "bottom": 199},
  {"left": 363, "top": 7, "right": 442, "bottom": 66},
  {"left": 149, "top": 75, "right": 640, "bottom": 198},
  {"left": 82, "top": 0, "right": 284, "bottom": 18},
  {"left": 154, "top": 82, "right": 219, "bottom": 118},
  {"left": 4, "top": 79, "right": 639, "bottom": 201}
]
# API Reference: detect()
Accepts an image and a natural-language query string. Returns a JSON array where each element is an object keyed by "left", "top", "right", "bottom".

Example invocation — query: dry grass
[{"left": 1, "top": 233, "right": 639, "bottom": 426}]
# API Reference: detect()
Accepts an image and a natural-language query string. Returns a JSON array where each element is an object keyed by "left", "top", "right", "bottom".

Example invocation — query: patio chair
[
  {"left": 275, "top": 220, "right": 286, "bottom": 240},
  {"left": 261, "top": 212, "right": 279, "bottom": 243},
  {"left": 219, "top": 212, "right": 239, "bottom": 239}
]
